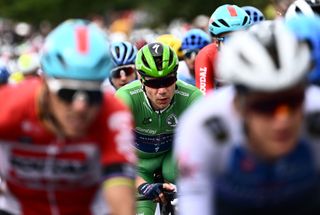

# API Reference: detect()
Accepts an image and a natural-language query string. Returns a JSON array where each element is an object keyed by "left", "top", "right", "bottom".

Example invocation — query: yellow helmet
[
  {"left": 156, "top": 34, "right": 183, "bottom": 60},
  {"left": 9, "top": 72, "right": 25, "bottom": 84}
]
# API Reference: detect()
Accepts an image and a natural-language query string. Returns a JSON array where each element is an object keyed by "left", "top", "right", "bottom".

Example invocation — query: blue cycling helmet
[
  {"left": 110, "top": 41, "right": 137, "bottom": 66},
  {"left": 285, "top": 15, "right": 320, "bottom": 84},
  {"left": 208, "top": 4, "right": 250, "bottom": 37},
  {"left": 242, "top": 6, "right": 265, "bottom": 25},
  {"left": 181, "top": 29, "right": 211, "bottom": 50},
  {"left": 0, "top": 66, "right": 9, "bottom": 84},
  {"left": 41, "top": 19, "right": 113, "bottom": 81}
]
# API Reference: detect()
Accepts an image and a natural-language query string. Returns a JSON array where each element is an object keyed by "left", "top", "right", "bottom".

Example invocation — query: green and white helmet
[{"left": 135, "top": 42, "right": 179, "bottom": 78}]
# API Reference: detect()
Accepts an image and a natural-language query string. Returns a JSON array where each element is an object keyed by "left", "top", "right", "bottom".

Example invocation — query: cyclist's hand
[
  {"left": 138, "top": 183, "right": 163, "bottom": 201},
  {"left": 158, "top": 183, "right": 175, "bottom": 204}
]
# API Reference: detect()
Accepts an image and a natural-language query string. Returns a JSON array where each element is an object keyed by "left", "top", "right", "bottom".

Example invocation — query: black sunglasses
[
  {"left": 46, "top": 77, "right": 103, "bottom": 105},
  {"left": 184, "top": 50, "right": 199, "bottom": 59},
  {"left": 57, "top": 89, "right": 103, "bottom": 105},
  {"left": 143, "top": 76, "right": 177, "bottom": 89},
  {"left": 110, "top": 65, "right": 135, "bottom": 79},
  {"left": 246, "top": 93, "right": 304, "bottom": 116}
]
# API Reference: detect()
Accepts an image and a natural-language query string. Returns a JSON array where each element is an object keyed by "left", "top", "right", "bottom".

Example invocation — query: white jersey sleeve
[{"left": 174, "top": 86, "right": 239, "bottom": 215}]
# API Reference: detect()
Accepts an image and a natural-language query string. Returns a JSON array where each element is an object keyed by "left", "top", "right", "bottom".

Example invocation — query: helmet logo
[
  {"left": 152, "top": 44, "right": 160, "bottom": 54},
  {"left": 227, "top": 5, "right": 238, "bottom": 17},
  {"left": 149, "top": 42, "right": 163, "bottom": 56},
  {"left": 76, "top": 26, "right": 89, "bottom": 54}
]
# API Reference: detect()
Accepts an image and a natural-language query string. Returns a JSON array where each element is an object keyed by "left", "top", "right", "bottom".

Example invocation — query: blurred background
[
  {"left": 0, "top": 0, "right": 275, "bottom": 40},
  {"left": 0, "top": 0, "right": 282, "bottom": 83}
]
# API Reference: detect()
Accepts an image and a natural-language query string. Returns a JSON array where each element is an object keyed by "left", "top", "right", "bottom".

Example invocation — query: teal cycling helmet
[
  {"left": 135, "top": 42, "right": 178, "bottom": 78},
  {"left": 208, "top": 4, "right": 250, "bottom": 37},
  {"left": 41, "top": 19, "right": 113, "bottom": 81}
]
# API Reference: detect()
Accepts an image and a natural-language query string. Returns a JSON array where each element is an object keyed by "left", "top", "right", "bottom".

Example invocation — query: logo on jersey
[
  {"left": 142, "top": 117, "right": 152, "bottom": 125},
  {"left": 166, "top": 114, "right": 178, "bottom": 127},
  {"left": 204, "top": 116, "right": 228, "bottom": 142},
  {"left": 199, "top": 67, "right": 207, "bottom": 94}
]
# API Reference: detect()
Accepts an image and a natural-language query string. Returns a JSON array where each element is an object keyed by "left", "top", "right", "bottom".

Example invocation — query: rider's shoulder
[
  {"left": 180, "top": 86, "right": 237, "bottom": 141},
  {"left": 196, "top": 43, "right": 218, "bottom": 58},
  {"left": 183, "top": 85, "right": 235, "bottom": 114},
  {"left": 115, "top": 80, "right": 143, "bottom": 96}
]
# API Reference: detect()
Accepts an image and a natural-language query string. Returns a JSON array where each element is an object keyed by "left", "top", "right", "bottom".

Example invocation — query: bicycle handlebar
[{"left": 136, "top": 190, "right": 176, "bottom": 201}]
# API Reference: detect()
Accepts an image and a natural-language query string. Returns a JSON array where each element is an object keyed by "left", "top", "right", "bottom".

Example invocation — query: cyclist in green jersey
[{"left": 116, "top": 42, "right": 202, "bottom": 215}]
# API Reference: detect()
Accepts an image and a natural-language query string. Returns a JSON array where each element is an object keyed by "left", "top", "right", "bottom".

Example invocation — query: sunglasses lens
[
  {"left": 143, "top": 76, "right": 177, "bottom": 89},
  {"left": 57, "top": 89, "right": 76, "bottom": 103},
  {"left": 111, "top": 66, "right": 135, "bottom": 78},
  {"left": 247, "top": 94, "right": 304, "bottom": 115},
  {"left": 57, "top": 89, "right": 102, "bottom": 105},
  {"left": 184, "top": 50, "right": 199, "bottom": 59}
]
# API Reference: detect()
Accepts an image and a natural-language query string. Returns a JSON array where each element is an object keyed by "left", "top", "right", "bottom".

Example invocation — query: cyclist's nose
[{"left": 71, "top": 92, "right": 90, "bottom": 111}]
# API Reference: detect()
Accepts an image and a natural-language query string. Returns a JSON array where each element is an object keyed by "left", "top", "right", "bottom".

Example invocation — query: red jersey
[
  {"left": 194, "top": 43, "right": 218, "bottom": 94},
  {"left": 0, "top": 78, "right": 136, "bottom": 215}
]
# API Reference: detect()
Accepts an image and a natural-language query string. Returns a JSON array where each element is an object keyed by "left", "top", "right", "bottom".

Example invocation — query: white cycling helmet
[
  {"left": 216, "top": 20, "right": 312, "bottom": 92},
  {"left": 285, "top": 0, "right": 320, "bottom": 19}
]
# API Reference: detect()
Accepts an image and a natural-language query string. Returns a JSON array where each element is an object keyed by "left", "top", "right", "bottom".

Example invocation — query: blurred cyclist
[
  {"left": 285, "top": 14, "right": 320, "bottom": 85},
  {"left": 177, "top": 28, "right": 210, "bottom": 86},
  {"left": 156, "top": 34, "right": 184, "bottom": 61},
  {"left": 285, "top": 0, "right": 320, "bottom": 18},
  {"left": 103, "top": 41, "right": 137, "bottom": 92},
  {"left": 242, "top": 6, "right": 265, "bottom": 25},
  {"left": 175, "top": 21, "right": 320, "bottom": 215},
  {"left": 0, "top": 66, "right": 10, "bottom": 86},
  {"left": 194, "top": 4, "right": 250, "bottom": 94},
  {"left": 0, "top": 19, "right": 136, "bottom": 215},
  {"left": 116, "top": 42, "right": 202, "bottom": 215},
  {"left": 16, "top": 52, "right": 40, "bottom": 78}
]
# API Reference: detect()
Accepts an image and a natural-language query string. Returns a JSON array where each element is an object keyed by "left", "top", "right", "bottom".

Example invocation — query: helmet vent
[
  {"left": 239, "top": 52, "right": 251, "bottom": 67},
  {"left": 56, "top": 54, "right": 67, "bottom": 68},
  {"left": 218, "top": 19, "right": 230, "bottom": 27},
  {"left": 123, "top": 44, "right": 128, "bottom": 60},
  {"left": 266, "top": 34, "right": 280, "bottom": 70},
  {"left": 211, "top": 21, "right": 220, "bottom": 28},
  {"left": 168, "top": 49, "right": 174, "bottom": 66},
  {"left": 128, "top": 46, "right": 134, "bottom": 59},
  {"left": 295, "top": 7, "right": 303, "bottom": 14},
  {"left": 242, "top": 16, "right": 249, "bottom": 26},
  {"left": 142, "top": 54, "right": 150, "bottom": 69},
  {"left": 155, "top": 56, "right": 163, "bottom": 70},
  {"left": 115, "top": 46, "right": 120, "bottom": 58}
]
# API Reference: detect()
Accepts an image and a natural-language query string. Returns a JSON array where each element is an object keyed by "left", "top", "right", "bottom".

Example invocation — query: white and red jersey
[
  {"left": 0, "top": 78, "right": 136, "bottom": 215},
  {"left": 174, "top": 85, "right": 320, "bottom": 215}
]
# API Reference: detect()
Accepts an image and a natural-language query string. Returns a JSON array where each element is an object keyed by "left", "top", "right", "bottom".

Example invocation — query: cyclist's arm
[
  {"left": 186, "top": 87, "right": 203, "bottom": 106},
  {"left": 195, "top": 45, "right": 217, "bottom": 94},
  {"left": 195, "top": 49, "right": 213, "bottom": 94},
  {"left": 101, "top": 97, "right": 137, "bottom": 215},
  {"left": 174, "top": 97, "right": 216, "bottom": 215},
  {"left": 102, "top": 164, "right": 136, "bottom": 215}
]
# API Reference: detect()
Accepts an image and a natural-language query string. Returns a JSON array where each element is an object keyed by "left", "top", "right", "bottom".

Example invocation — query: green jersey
[{"left": 115, "top": 80, "right": 202, "bottom": 156}]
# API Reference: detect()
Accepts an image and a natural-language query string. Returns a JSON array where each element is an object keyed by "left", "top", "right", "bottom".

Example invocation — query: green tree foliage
[{"left": 0, "top": 0, "right": 271, "bottom": 26}]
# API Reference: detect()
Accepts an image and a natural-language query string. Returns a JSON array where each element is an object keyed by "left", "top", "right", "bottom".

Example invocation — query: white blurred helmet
[
  {"left": 217, "top": 20, "right": 312, "bottom": 92},
  {"left": 285, "top": 0, "right": 320, "bottom": 19}
]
